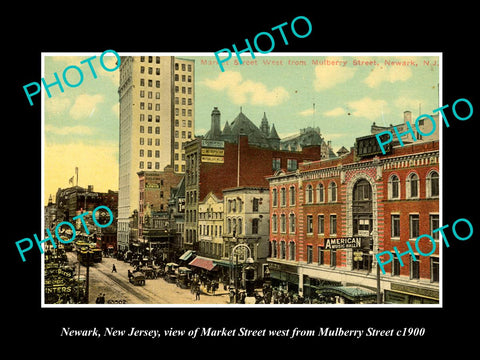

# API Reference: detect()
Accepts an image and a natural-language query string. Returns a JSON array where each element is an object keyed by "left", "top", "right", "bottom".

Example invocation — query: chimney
[{"left": 404, "top": 110, "right": 412, "bottom": 124}]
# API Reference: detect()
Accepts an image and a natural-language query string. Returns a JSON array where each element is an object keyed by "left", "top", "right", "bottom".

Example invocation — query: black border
[{"left": 7, "top": 6, "right": 478, "bottom": 354}]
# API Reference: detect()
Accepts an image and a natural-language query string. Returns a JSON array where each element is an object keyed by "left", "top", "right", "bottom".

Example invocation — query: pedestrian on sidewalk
[
  {"left": 112, "top": 264, "right": 117, "bottom": 273},
  {"left": 195, "top": 286, "right": 201, "bottom": 301}
]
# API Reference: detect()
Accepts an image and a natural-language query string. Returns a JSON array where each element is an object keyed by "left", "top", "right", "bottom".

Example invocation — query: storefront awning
[
  {"left": 179, "top": 250, "right": 195, "bottom": 261},
  {"left": 317, "top": 286, "right": 377, "bottom": 301},
  {"left": 189, "top": 256, "right": 216, "bottom": 271}
]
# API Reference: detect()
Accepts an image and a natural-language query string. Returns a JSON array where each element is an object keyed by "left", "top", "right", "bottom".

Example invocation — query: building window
[
  {"left": 289, "top": 241, "right": 295, "bottom": 261},
  {"left": 411, "top": 255, "right": 420, "bottom": 279},
  {"left": 306, "top": 185, "right": 313, "bottom": 204},
  {"left": 391, "top": 214, "right": 400, "bottom": 238},
  {"left": 280, "top": 214, "right": 286, "bottom": 233},
  {"left": 272, "top": 241, "right": 277, "bottom": 258},
  {"left": 306, "top": 215, "right": 313, "bottom": 234},
  {"left": 409, "top": 214, "right": 420, "bottom": 239},
  {"left": 430, "top": 214, "right": 440, "bottom": 240},
  {"left": 272, "top": 158, "right": 281, "bottom": 171},
  {"left": 318, "top": 247, "right": 325, "bottom": 265},
  {"left": 330, "top": 215, "right": 337, "bottom": 235},
  {"left": 252, "top": 218, "right": 259, "bottom": 235},
  {"left": 272, "top": 214, "right": 277, "bottom": 233},
  {"left": 328, "top": 182, "right": 337, "bottom": 202},
  {"left": 392, "top": 253, "right": 400, "bottom": 276},
  {"left": 272, "top": 188, "right": 278, "bottom": 207},
  {"left": 431, "top": 257, "right": 439, "bottom": 282},
  {"left": 280, "top": 241, "right": 286, "bottom": 259},
  {"left": 280, "top": 188, "right": 286, "bottom": 207},
  {"left": 407, "top": 173, "right": 419, "bottom": 198},
  {"left": 289, "top": 213, "right": 295, "bottom": 233},
  {"left": 389, "top": 174, "right": 400, "bottom": 199},
  {"left": 330, "top": 250, "right": 337, "bottom": 267},
  {"left": 317, "top": 215, "right": 324, "bottom": 234},
  {"left": 427, "top": 170, "right": 439, "bottom": 198},
  {"left": 253, "top": 198, "right": 259, "bottom": 212},
  {"left": 287, "top": 159, "right": 298, "bottom": 171},
  {"left": 289, "top": 186, "right": 296, "bottom": 206},
  {"left": 307, "top": 245, "right": 313, "bottom": 264},
  {"left": 316, "top": 183, "right": 324, "bottom": 203}
]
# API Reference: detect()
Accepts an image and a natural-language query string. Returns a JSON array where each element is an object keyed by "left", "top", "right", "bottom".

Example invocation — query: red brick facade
[
  {"left": 184, "top": 135, "right": 325, "bottom": 249},
  {"left": 267, "top": 140, "right": 440, "bottom": 303}
]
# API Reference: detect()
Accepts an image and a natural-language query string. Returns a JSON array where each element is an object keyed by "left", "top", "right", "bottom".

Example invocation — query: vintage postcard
[{"left": 41, "top": 53, "right": 441, "bottom": 307}]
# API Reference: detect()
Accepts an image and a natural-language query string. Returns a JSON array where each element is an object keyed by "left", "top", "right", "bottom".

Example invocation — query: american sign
[{"left": 324, "top": 237, "right": 366, "bottom": 250}]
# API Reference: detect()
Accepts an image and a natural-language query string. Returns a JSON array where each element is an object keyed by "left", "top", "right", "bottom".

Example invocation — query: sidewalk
[{"left": 198, "top": 284, "right": 229, "bottom": 296}]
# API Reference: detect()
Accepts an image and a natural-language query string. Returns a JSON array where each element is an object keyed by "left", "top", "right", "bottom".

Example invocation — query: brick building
[
  {"left": 267, "top": 139, "right": 440, "bottom": 304},
  {"left": 137, "top": 166, "right": 183, "bottom": 258},
  {"left": 184, "top": 130, "right": 326, "bottom": 251},
  {"left": 53, "top": 186, "right": 118, "bottom": 250}
]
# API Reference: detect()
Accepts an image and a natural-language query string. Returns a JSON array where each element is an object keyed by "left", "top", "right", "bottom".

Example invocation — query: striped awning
[{"left": 189, "top": 256, "right": 216, "bottom": 271}]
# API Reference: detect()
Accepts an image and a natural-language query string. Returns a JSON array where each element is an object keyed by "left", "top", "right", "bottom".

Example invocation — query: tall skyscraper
[{"left": 117, "top": 55, "right": 195, "bottom": 250}]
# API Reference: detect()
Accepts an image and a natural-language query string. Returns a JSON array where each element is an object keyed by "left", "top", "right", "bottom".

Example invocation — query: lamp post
[{"left": 229, "top": 243, "right": 254, "bottom": 304}]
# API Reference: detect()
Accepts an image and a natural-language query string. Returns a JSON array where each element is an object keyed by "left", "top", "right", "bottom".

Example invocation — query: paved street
[{"left": 67, "top": 252, "right": 229, "bottom": 305}]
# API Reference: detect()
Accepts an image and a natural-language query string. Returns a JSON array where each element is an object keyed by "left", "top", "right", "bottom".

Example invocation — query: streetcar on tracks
[{"left": 75, "top": 238, "right": 102, "bottom": 265}]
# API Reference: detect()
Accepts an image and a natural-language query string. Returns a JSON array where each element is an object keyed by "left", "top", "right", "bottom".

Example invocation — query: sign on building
[
  {"left": 324, "top": 236, "right": 368, "bottom": 250},
  {"left": 355, "top": 134, "right": 392, "bottom": 157},
  {"left": 201, "top": 140, "right": 224, "bottom": 149},
  {"left": 201, "top": 155, "right": 224, "bottom": 163}
]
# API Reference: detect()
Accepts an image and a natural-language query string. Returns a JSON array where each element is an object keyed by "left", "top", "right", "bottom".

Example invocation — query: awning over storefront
[
  {"left": 179, "top": 250, "right": 194, "bottom": 261},
  {"left": 189, "top": 256, "right": 216, "bottom": 271},
  {"left": 317, "top": 286, "right": 377, "bottom": 302}
]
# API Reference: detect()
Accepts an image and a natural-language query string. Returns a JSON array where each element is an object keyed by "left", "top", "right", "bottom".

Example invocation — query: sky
[{"left": 43, "top": 52, "right": 440, "bottom": 205}]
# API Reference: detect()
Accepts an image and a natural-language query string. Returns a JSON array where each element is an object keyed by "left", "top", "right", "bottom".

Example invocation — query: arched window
[
  {"left": 280, "top": 187, "right": 286, "bottom": 206},
  {"left": 316, "top": 183, "right": 324, "bottom": 203},
  {"left": 272, "top": 240, "right": 278, "bottom": 258},
  {"left": 280, "top": 240, "right": 286, "bottom": 259},
  {"left": 407, "top": 173, "right": 419, "bottom": 198},
  {"left": 272, "top": 214, "right": 278, "bottom": 233},
  {"left": 289, "top": 241, "right": 296, "bottom": 261},
  {"left": 426, "top": 170, "right": 439, "bottom": 198},
  {"left": 289, "top": 213, "right": 296, "bottom": 233},
  {"left": 306, "top": 184, "right": 313, "bottom": 203},
  {"left": 289, "top": 186, "right": 296, "bottom": 206},
  {"left": 328, "top": 182, "right": 337, "bottom": 202},
  {"left": 280, "top": 214, "right": 286, "bottom": 233},
  {"left": 272, "top": 188, "right": 278, "bottom": 207},
  {"left": 388, "top": 174, "right": 400, "bottom": 199}
]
